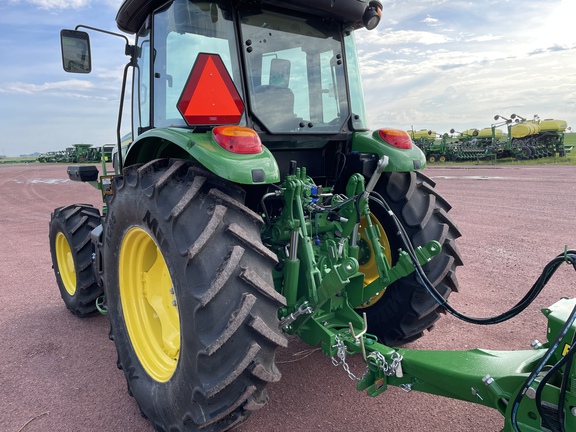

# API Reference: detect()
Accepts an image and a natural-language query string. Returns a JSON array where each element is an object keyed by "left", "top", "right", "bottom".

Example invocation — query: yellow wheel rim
[
  {"left": 428, "top": 155, "right": 436, "bottom": 163},
  {"left": 55, "top": 232, "right": 76, "bottom": 295},
  {"left": 119, "top": 227, "right": 180, "bottom": 382},
  {"left": 356, "top": 214, "right": 393, "bottom": 309},
  {"left": 439, "top": 155, "right": 446, "bottom": 162}
]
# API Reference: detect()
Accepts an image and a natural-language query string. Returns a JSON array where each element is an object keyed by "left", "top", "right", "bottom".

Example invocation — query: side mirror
[{"left": 60, "top": 29, "right": 91, "bottom": 73}]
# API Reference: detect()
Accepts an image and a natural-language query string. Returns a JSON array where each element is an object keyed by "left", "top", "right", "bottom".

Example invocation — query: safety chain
[
  {"left": 367, "top": 351, "right": 404, "bottom": 377},
  {"left": 331, "top": 335, "right": 368, "bottom": 381}
]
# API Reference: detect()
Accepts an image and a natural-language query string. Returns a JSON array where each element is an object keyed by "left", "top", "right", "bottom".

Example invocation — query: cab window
[
  {"left": 152, "top": 0, "right": 242, "bottom": 127},
  {"left": 240, "top": 8, "right": 349, "bottom": 133}
]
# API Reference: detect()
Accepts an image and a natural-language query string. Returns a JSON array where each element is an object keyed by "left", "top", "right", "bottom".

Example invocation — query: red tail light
[
  {"left": 213, "top": 126, "right": 263, "bottom": 154},
  {"left": 378, "top": 128, "right": 413, "bottom": 149}
]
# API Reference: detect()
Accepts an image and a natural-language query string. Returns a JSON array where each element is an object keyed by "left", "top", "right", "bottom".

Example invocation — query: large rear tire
[
  {"left": 360, "top": 171, "right": 463, "bottom": 345},
  {"left": 103, "top": 159, "right": 287, "bottom": 431},
  {"left": 49, "top": 204, "right": 102, "bottom": 317}
]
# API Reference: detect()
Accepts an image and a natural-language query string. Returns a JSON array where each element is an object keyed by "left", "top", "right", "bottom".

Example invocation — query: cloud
[
  {"left": 0, "top": 79, "right": 93, "bottom": 95},
  {"left": 422, "top": 16, "right": 440, "bottom": 26},
  {"left": 6, "top": 0, "right": 122, "bottom": 12},
  {"left": 437, "top": 63, "right": 467, "bottom": 71},
  {"left": 528, "top": 44, "right": 575, "bottom": 55},
  {"left": 466, "top": 34, "right": 502, "bottom": 43},
  {"left": 362, "top": 28, "right": 452, "bottom": 46},
  {"left": 8, "top": 0, "right": 90, "bottom": 9}
]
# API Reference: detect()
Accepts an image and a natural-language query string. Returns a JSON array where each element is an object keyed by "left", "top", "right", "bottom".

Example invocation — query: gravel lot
[{"left": 1, "top": 163, "right": 575, "bottom": 432}]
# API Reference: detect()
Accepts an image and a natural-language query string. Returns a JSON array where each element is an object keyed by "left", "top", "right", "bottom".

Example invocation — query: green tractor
[
  {"left": 68, "top": 143, "right": 93, "bottom": 162},
  {"left": 38, "top": 151, "right": 58, "bottom": 163},
  {"left": 50, "top": 1, "right": 576, "bottom": 431}
]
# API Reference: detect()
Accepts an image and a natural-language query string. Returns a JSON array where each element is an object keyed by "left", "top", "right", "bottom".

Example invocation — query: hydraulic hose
[
  {"left": 556, "top": 335, "right": 575, "bottom": 431},
  {"left": 368, "top": 192, "right": 576, "bottom": 325},
  {"left": 534, "top": 332, "right": 576, "bottom": 432},
  {"left": 507, "top": 302, "right": 576, "bottom": 432}
]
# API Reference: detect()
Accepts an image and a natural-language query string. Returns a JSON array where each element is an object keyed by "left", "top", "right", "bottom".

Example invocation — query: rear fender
[
  {"left": 124, "top": 127, "right": 280, "bottom": 185},
  {"left": 352, "top": 130, "right": 426, "bottom": 172}
]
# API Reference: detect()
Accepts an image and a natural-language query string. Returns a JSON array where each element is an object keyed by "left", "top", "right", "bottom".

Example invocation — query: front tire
[
  {"left": 361, "top": 171, "right": 463, "bottom": 345},
  {"left": 103, "top": 159, "right": 287, "bottom": 431},
  {"left": 49, "top": 204, "right": 102, "bottom": 317}
]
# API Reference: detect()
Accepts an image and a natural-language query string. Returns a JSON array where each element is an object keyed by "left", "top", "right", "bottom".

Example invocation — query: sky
[{"left": 0, "top": 0, "right": 575, "bottom": 157}]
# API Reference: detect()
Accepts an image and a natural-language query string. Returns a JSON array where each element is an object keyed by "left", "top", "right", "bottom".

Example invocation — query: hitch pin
[{"left": 349, "top": 312, "right": 368, "bottom": 361}]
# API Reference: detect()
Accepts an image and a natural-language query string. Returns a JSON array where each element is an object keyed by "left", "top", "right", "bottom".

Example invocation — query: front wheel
[
  {"left": 359, "top": 171, "right": 463, "bottom": 345},
  {"left": 103, "top": 159, "right": 287, "bottom": 431},
  {"left": 49, "top": 204, "right": 102, "bottom": 317}
]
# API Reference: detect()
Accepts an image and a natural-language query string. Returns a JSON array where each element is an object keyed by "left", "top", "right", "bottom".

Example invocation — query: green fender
[
  {"left": 124, "top": 127, "right": 280, "bottom": 185},
  {"left": 352, "top": 130, "right": 427, "bottom": 171}
]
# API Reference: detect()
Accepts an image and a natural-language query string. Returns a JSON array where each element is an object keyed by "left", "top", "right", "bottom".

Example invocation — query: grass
[
  {"left": 564, "top": 132, "right": 576, "bottom": 146},
  {"left": 468, "top": 155, "right": 576, "bottom": 166},
  {"left": 432, "top": 151, "right": 576, "bottom": 167},
  {"left": 0, "top": 157, "right": 38, "bottom": 164}
]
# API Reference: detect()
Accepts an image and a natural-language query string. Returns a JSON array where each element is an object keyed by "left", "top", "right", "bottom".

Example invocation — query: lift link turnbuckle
[{"left": 279, "top": 301, "right": 313, "bottom": 330}]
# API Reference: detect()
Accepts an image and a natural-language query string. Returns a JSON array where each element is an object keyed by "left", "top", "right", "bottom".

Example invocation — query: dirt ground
[{"left": 1, "top": 163, "right": 575, "bottom": 432}]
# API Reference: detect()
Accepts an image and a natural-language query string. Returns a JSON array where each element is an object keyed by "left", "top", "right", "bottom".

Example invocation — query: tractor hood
[{"left": 117, "top": 0, "right": 382, "bottom": 34}]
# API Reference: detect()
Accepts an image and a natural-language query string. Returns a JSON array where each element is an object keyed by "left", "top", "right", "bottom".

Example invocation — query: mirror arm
[
  {"left": 74, "top": 25, "right": 134, "bottom": 174},
  {"left": 115, "top": 62, "right": 132, "bottom": 174},
  {"left": 75, "top": 24, "right": 131, "bottom": 49}
]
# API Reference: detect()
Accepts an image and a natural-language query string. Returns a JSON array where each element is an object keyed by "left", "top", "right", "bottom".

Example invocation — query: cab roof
[{"left": 116, "top": 0, "right": 381, "bottom": 34}]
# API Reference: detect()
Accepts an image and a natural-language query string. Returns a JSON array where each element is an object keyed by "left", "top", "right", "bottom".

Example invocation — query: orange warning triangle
[{"left": 177, "top": 53, "right": 244, "bottom": 125}]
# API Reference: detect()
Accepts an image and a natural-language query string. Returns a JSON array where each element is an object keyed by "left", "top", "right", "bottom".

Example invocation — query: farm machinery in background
[
  {"left": 498, "top": 114, "right": 569, "bottom": 159},
  {"left": 48, "top": 1, "right": 576, "bottom": 431},
  {"left": 38, "top": 143, "right": 114, "bottom": 163},
  {"left": 408, "top": 128, "right": 495, "bottom": 162},
  {"left": 37, "top": 151, "right": 62, "bottom": 163},
  {"left": 411, "top": 114, "right": 571, "bottom": 162}
]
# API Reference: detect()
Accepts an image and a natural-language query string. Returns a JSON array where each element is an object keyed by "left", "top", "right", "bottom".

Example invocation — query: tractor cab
[
  {"left": 119, "top": 0, "right": 379, "bottom": 132},
  {"left": 119, "top": 0, "right": 381, "bottom": 177},
  {"left": 60, "top": 0, "right": 428, "bottom": 185}
]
